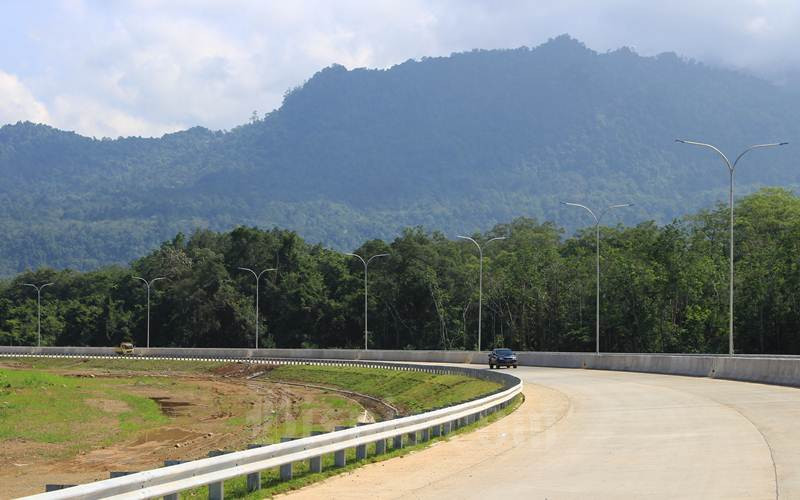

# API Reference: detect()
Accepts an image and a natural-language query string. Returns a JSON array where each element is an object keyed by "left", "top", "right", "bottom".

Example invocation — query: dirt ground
[{"left": 0, "top": 361, "right": 376, "bottom": 499}]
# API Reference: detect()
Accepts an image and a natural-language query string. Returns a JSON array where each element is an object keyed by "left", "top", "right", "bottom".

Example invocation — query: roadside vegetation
[
  {"left": 263, "top": 364, "right": 501, "bottom": 413},
  {"left": 0, "top": 358, "right": 507, "bottom": 497}
]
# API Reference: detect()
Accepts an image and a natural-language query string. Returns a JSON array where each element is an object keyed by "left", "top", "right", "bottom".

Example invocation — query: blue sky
[{"left": 2, "top": 0, "right": 799, "bottom": 138}]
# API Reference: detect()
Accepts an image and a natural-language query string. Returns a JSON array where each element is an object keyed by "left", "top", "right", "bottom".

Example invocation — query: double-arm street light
[
  {"left": 133, "top": 276, "right": 166, "bottom": 348},
  {"left": 676, "top": 139, "right": 788, "bottom": 356},
  {"left": 238, "top": 267, "right": 277, "bottom": 350},
  {"left": 457, "top": 235, "right": 506, "bottom": 352},
  {"left": 22, "top": 282, "right": 54, "bottom": 347},
  {"left": 346, "top": 253, "right": 389, "bottom": 350},
  {"left": 561, "top": 202, "right": 632, "bottom": 354}
]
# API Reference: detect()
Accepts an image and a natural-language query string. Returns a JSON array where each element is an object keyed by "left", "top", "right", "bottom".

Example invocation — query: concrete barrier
[{"left": 3, "top": 346, "right": 800, "bottom": 387}]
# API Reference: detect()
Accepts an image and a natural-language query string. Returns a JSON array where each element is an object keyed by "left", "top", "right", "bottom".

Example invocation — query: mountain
[{"left": 1, "top": 35, "right": 798, "bottom": 275}]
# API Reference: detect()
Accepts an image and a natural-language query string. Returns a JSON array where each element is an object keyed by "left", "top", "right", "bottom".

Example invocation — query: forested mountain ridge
[{"left": 1, "top": 35, "right": 798, "bottom": 274}]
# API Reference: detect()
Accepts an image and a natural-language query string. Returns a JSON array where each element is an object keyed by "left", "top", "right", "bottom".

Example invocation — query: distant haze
[{"left": 2, "top": 0, "right": 800, "bottom": 138}]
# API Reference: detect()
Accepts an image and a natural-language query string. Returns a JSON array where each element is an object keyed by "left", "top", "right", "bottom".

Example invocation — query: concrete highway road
[{"left": 285, "top": 365, "right": 800, "bottom": 499}]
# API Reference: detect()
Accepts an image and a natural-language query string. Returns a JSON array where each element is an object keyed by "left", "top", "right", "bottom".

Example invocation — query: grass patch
[
  {"left": 0, "top": 368, "right": 166, "bottom": 446},
  {"left": 116, "top": 392, "right": 168, "bottom": 432},
  {"left": 3, "top": 357, "right": 225, "bottom": 373},
  {"left": 262, "top": 365, "right": 501, "bottom": 413},
  {"left": 179, "top": 393, "right": 524, "bottom": 499}
]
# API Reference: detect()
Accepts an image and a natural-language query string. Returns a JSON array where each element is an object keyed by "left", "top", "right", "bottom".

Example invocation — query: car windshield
[{"left": 495, "top": 349, "right": 512, "bottom": 355}]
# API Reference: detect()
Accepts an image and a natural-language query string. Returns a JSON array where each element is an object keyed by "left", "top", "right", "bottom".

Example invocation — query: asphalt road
[{"left": 284, "top": 365, "right": 800, "bottom": 499}]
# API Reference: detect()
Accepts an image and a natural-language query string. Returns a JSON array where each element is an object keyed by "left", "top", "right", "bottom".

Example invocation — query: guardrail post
[
  {"left": 356, "top": 442, "right": 367, "bottom": 460},
  {"left": 442, "top": 421, "right": 452, "bottom": 435},
  {"left": 393, "top": 433, "right": 403, "bottom": 450},
  {"left": 208, "top": 481, "right": 224, "bottom": 500},
  {"left": 207, "top": 450, "right": 228, "bottom": 499},
  {"left": 375, "top": 438, "right": 387, "bottom": 454},
  {"left": 109, "top": 471, "right": 135, "bottom": 478},
  {"left": 355, "top": 423, "right": 368, "bottom": 459},
  {"left": 431, "top": 424, "right": 441, "bottom": 437},
  {"left": 309, "top": 431, "right": 324, "bottom": 473},
  {"left": 407, "top": 431, "right": 417, "bottom": 446},
  {"left": 45, "top": 485, "right": 75, "bottom": 492},
  {"left": 421, "top": 428, "right": 430, "bottom": 442},
  {"left": 334, "top": 426, "right": 349, "bottom": 467},
  {"left": 246, "top": 445, "right": 264, "bottom": 491},
  {"left": 280, "top": 437, "right": 295, "bottom": 480},
  {"left": 162, "top": 461, "right": 183, "bottom": 500}
]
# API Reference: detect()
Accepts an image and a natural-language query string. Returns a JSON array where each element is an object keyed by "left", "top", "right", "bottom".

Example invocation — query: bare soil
[{"left": 0, "top": 362, "right": 373, "bottom": 499}]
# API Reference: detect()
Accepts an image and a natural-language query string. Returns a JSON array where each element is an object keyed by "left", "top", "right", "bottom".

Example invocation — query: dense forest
[
  {"left": 1, "top": 35, "right": 798, "bottom": 275},
  {"left": 2, "top": 189, "right": 799, "bottom": 354}
]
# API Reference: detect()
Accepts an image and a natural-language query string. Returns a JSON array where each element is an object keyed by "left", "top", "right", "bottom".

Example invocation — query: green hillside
[{"left": 0, "top": 35, "right": 797, "bottom": 274}]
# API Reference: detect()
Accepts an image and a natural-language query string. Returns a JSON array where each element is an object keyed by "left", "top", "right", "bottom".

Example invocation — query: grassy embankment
[
  {"left": 263, "top": 364, "right": 499, "bottom": 413},
  {"left": 0, "top": 358, "right": 512, "bottom": 498}
]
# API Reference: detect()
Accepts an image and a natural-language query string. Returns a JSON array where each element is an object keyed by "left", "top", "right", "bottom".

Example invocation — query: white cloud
[
  {"left": 0, "top": 71, "right": 51, "bottom": 125},
  {"left": 50, "top": 94, "right": 183, "bottom": 138}
]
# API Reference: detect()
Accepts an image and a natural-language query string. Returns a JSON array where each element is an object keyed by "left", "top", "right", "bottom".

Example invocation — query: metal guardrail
[{"left": 3, "top": 352, "right": 522, "bottom": 500}]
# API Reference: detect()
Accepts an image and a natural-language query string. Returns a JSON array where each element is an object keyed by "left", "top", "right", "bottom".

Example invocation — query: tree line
[{"left": 1, "top": 188, "right": 799, "bottom": 354}]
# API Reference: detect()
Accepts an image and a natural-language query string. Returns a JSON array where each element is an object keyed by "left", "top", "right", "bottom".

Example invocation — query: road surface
[{"left": 284, "top": 365, "right": 800, "bottom": 499}]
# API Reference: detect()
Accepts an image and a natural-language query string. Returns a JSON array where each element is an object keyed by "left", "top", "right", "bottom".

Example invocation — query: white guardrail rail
[{"left": 0, "top": 348, "right": 522, "bottom": 500}]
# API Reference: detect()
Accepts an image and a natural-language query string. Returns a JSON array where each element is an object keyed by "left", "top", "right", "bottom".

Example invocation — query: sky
[{"left": 2, "top": 0, "right": 799, "bottom": 138}]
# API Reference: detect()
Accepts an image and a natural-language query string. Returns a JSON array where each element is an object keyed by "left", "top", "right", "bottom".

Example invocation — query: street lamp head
[{"left": 779, "top": 142, "right": 789, "bottom": 146}]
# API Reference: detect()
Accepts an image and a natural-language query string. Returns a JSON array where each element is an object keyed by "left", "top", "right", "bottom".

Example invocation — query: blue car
[{"left": 489, "top": 348, "right": 518, "bottom": 369}]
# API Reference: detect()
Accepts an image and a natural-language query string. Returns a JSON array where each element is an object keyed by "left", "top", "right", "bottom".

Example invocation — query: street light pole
[
  {"left": 22, "top": 282, "right": 54, "bottom": 347},
  {"left": 561, "top": 202, "right": 632, "bottom": 355},
  {"left": 676, "top": 139, "right": 787, "bottom": 356},
  {"left": 133, "top": 276, "right": 166, "bottom": 349},
  {"left": 457, "top": 235, "right": 506, "bottom": 352},
  {"left": 238, "top": 267, "right": 277, "bottom": 350},
  {"left": 346, "top": 253, "right": 389, "bottom": 350}
]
